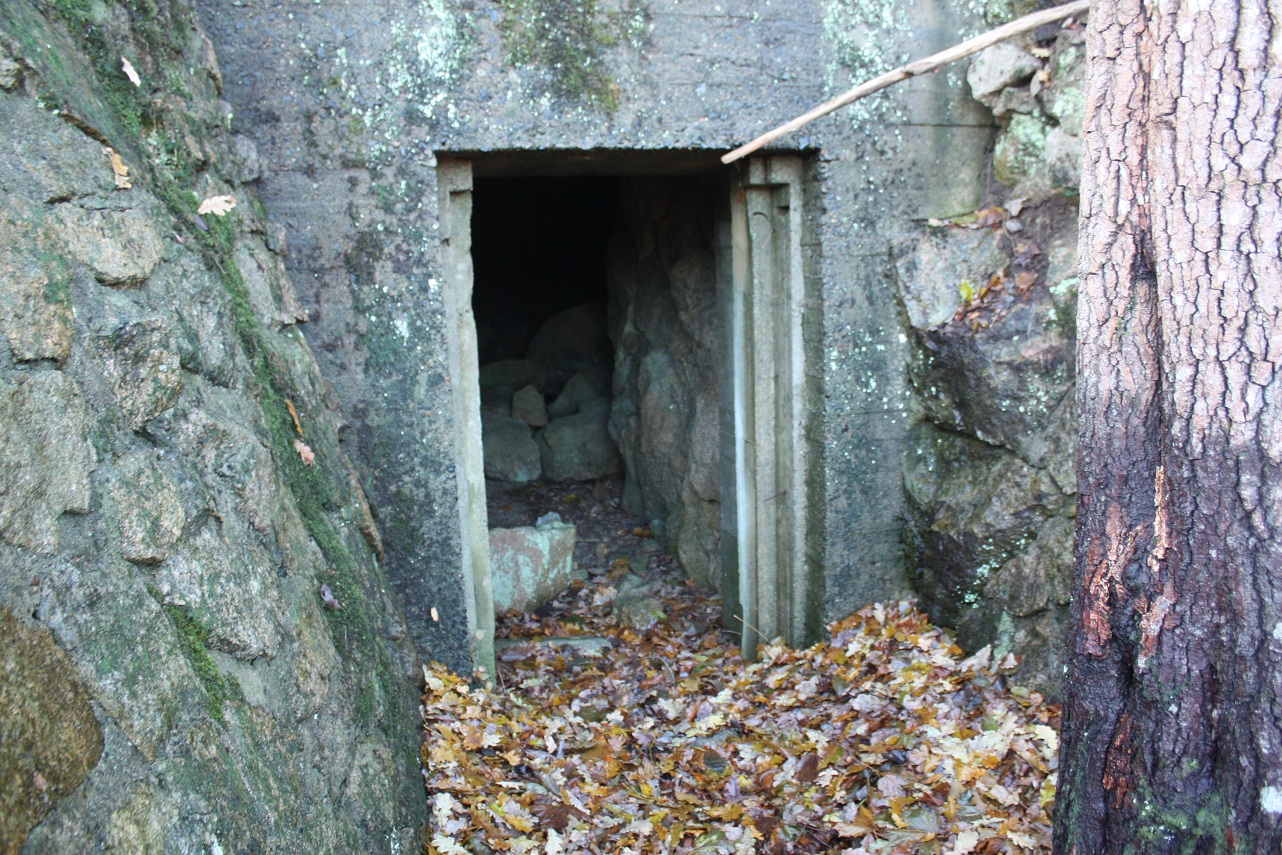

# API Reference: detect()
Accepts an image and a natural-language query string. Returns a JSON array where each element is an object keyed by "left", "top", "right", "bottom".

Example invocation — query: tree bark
[{"left": 1055, "top": 0, "right": 1282, "bottom": 851}]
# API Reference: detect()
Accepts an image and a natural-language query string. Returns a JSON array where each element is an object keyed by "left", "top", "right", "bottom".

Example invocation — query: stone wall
[
  {"left": 0, "top": 0, "right": 424, "bottom": 849},
  {"left": 607, "top": 177, "right": 724, "bottom": 592},
  {"left": 896, "top": 16, "right": 1086, "bottom": 696}
]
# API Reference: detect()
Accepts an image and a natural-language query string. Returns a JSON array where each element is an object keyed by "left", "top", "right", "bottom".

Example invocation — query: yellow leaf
[
  {"left": 949, "top": 829, "right": 979, "bottom": 854},
  {"left": 1032, "top": 723, "right": 1059, "bottom": 753},
  {"left": 293, "top": 439, "right": 315, "bottom": 465},
  {"left": 197, "top": 194, "right": 237, "bottom": 216},
  {"left": 121, "top": 56, "right": 141, "bottom": 86},
  {"left": 102, "top": 147, "right": 131, "bottom": 189}
]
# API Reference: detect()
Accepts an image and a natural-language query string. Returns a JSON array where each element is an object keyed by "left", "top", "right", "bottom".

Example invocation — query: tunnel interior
[
  {"left": 471, "top": 176, "right": 619, "bottom": 367},
  {"left": 469, "top": 168, "right": 729, "bottom": 596}
]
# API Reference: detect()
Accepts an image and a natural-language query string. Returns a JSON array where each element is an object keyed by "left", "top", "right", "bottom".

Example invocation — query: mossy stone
[{"left": 0, "top": 606, "right": 103, "bottom": 854}]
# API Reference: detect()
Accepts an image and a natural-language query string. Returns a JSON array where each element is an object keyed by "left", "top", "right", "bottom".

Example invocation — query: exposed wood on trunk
[
  {"left": 1056, "top": 0, "right": 1282, "bottom": 851},
  {"left": 720, "top": 0, "right": 1090, "bottom": 164}
]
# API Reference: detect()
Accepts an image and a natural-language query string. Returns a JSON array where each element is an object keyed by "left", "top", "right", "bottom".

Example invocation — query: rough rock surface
[
  {"left": 608, "top": 178, "right": 722, "bottom": 591},
  {"left": 0, "top": 1, "right": 424, "bottom": 850},
  {"left": 896, "top": 227, "right": 1008, "bottom": 328},
  {"left": 0, "top": 606, "right": 104, "bottom": 850},
  {"left": 897, "top": 22, "right": 1083, "bottom": 696},
  {"left": 482, "top": 412, "right": 542, "bottom": 483}
]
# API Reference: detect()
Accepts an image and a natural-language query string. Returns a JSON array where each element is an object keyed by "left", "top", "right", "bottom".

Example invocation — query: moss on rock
[{"left": 0, "top": 606, "right": 103, "bottom": 853}]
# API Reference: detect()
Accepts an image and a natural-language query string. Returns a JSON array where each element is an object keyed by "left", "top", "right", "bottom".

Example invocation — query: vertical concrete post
[
  {"left": 437, "top": 159, "right": 495, "bottom": 680},
  {"left": 729, "top": 156, "right": 817, "bottom": 657}
]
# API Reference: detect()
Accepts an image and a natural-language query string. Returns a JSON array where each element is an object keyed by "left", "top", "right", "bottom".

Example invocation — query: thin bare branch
[{"left": 721, "top": 0, "right": 1091, "bottom": 164}]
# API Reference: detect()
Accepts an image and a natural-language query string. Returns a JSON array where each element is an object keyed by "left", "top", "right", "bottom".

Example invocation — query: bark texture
[{"left": 1056, "top": 0, "right": 1282, "bottom": 851}]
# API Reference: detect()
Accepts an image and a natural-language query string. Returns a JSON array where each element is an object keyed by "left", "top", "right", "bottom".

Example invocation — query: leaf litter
[
  {"left": 422, "top": 559, "right": 1059, "bottom": 854},
  {"left": 424, "top": 479, "right": 1058, "bottom": 853}
]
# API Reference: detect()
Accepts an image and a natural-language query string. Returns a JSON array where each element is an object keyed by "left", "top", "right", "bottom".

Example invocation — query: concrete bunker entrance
[{"left": 438, "top": 154, "right": 820, "bottom": 676}]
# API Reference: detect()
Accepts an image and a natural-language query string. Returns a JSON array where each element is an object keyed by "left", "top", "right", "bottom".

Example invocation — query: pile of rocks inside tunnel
[
  {"left": 479, "top": 301, "right": 622, "bottom": 484},
  {"left": 471, "top": 174, "right": 725, "bottom": 595}
]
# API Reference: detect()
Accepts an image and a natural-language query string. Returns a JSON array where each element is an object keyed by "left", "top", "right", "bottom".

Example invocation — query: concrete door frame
[
  {"left": 724, "top": 155, "right": 820, "bottom": 657},
  {"left": 438, "top": 158, "right": 495, "bottom": 679},
  {"left": 437, "top": 154, "right": 818, "bottom": 677}
]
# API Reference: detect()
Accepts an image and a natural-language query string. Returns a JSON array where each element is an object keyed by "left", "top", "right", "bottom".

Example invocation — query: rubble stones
[
  {"left": 524, "top": 302, "right": 611, "bottom": 367},
  {"left": 490, "top": 514, "right": 580, "bottom": 612},
  {"left": 611, "top": 573, "right": 666, "bottom": 630},
  {"left": 538, "top": 405, "right": 624, "bottom": 482},
  {"left": 482, "top": 412, "right": 542, "bottom": 482},
  {"left": 547, "top": 368, "right": 611, "bottom": 418},
  {"left": 967, "top": 42, "right": 1041, "bottom": 106},
  {"left": 511, "top": 383, "right": 549, "bottom": 427},
  {"left": 479, "top": 359, "right": 547, "bottom": 394}
]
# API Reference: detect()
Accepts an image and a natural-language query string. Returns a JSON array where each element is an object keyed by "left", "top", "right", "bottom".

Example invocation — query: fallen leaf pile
[{"left": 422, "top": 572, "right": 1059, "bottom": 855}]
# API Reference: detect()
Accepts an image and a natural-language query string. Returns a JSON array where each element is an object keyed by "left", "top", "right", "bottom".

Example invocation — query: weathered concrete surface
[
  {"left": 193, "top": 0, "right": 1082, "bottom": 690},
  {"left": 196, "top": 0, "right": 995, "bottom": 664},
  {"left": 0, "top": 0, "right": 426, "bottom": 848},
  {"left": 490, "top": 515, "right": 579, "bottom": 612}
]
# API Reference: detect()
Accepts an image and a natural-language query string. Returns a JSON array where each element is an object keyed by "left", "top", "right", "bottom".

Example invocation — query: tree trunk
[{"left": 1055, "top": 0, "right": 1282, "bottom": 851}]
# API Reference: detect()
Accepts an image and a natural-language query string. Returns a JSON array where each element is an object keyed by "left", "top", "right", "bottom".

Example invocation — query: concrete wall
[{"left": 196, "top": 0, "right": 996, "bottom": 664}]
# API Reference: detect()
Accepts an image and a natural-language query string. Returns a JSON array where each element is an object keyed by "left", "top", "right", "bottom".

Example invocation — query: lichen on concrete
[{"left": 497, "top": 0, "right": 647, "bottom": 111}]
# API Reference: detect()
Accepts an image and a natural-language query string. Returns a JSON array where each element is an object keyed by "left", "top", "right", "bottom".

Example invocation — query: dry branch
[{"left": 721, "top": 0, "right": 1091, "bottom": 164}]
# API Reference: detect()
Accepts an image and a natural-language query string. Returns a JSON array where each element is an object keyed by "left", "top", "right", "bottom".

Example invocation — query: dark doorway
[{"left": 471, "top": 176, "right": 619, "bottom": 366}]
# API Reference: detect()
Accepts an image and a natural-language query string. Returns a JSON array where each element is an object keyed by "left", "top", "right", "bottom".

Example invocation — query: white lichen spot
[{"left": 1261, "top": 786, "right": 1282, "bottom": 815}]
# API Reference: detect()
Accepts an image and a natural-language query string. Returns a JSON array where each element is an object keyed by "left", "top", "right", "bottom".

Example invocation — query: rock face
[
  {"left": 608, "top": 178, "right": 722, "bottom": 592},
  {"left": 897, "top": 22, "right": 1083, "bottom": 697},
  {"left": 490, "top": 515, "right": 580, "bottom": 613},
  {"left": 973, "top": 25, "right": 1087, "bottom": 202},
  {"left": 0, "top": 2, "right": 424, "bottom": 850},
  {"left": 0, "top": 607, "right": 103, "bottom": 851}
]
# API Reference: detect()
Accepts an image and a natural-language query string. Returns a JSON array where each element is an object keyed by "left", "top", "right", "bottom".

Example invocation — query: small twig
[{"left": 721, "top": 0, "right": 1090, "bottom": 164}]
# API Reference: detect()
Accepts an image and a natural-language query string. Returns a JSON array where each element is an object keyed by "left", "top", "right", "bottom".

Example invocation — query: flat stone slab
[
  {"left": 495, "top": 636, "right": 613, "bottom": 658},
  {"left": 490, "top": 514, "right": 580, "bottom": 613}
]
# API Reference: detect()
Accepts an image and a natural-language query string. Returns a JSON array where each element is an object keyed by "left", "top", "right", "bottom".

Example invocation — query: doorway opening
[{"left": 437, "top": 154, "right": 819, "bottom": 677}]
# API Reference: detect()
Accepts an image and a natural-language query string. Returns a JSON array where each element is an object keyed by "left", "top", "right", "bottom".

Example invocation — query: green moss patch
[
  {"left": 497, "top": 0, "right": 645, "bottom": 111},
  {"left": 150, "top": 593, "right": 239, "bottom": 723}
]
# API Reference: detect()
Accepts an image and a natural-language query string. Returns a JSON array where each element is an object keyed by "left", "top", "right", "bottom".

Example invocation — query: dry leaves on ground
[{"left": 422, "top": 578, "right": 1059, "bottom": 855}]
